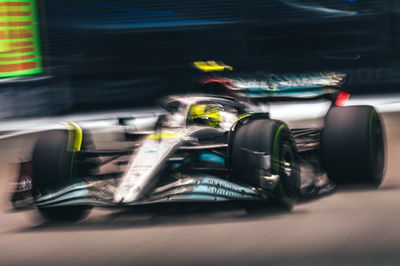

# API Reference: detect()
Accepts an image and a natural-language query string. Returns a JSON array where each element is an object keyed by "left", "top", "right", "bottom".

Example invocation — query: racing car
[{"left": 10, "top": 90, "right": 385, "bottom": 222}]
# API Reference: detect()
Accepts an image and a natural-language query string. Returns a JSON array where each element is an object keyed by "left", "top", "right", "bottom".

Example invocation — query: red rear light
[{"left": 335, "top": 91, "right": 351, "bottom": 106}]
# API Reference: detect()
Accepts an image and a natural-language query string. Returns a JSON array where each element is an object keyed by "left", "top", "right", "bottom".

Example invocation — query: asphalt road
[{"left": 0, "top": 111, "right": 399, "bottom": 266}]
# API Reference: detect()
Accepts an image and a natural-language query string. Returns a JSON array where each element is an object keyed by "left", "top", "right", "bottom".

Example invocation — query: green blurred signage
[{"left": 0, "top": 0, "right": 42, "bottom": 78}]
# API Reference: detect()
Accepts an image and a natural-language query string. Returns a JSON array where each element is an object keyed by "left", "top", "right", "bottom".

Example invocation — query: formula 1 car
[{"left": 10, "top": 88, "right": 385, "bottom": 222}]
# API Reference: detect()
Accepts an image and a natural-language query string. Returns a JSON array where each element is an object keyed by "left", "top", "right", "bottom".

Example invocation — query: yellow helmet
[{"left": 187, "top": 104, "right": 222, "bottom": 127}]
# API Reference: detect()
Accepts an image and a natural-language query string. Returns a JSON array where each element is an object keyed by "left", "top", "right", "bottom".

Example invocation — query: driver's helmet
[{"left": 187, "top": 104, "right": 223, "bottom": 127}]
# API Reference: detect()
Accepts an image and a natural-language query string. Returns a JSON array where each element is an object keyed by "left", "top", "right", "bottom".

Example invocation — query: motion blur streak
[
  {"left": 279, "top": 0, "right": 358, "bottom": 16},
  {"left": 0, "top": 94, "right": 400, "bottom": 265}
]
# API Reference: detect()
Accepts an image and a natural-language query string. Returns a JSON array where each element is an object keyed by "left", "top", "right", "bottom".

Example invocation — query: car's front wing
[{"left": 13, "top": 174, "right": 267, "bottom": 209}]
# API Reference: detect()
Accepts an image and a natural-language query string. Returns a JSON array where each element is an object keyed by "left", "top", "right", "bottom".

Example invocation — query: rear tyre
[
  {"left": 322, "top": 106, "right": 385, "bottom": 186},
  {"left": 230, "top": 118, "right": 300, "bottom": 209},
  {"left": 32, "top": 130, "right": 91, "bottom": 222}
]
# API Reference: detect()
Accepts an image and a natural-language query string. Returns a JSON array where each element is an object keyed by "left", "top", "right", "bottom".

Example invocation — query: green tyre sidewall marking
[
  {"left": 369, "top": 110, "right": 376, "bottom": 174},
  {"left": 272, "top": 124, "right": 288, "bottom": 174},
  {"left": 368, "top": 109, "right": 382, "bottom": 183},
  {"left": 271, "top": 123, "right": 293, "bottom": 206}
]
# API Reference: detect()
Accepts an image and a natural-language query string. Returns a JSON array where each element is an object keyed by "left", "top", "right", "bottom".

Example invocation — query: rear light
[{"left": 335, "top": 91, "right": 351, "bottom": 106}]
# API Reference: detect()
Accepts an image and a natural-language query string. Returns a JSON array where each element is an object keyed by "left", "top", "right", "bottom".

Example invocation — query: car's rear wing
[
  {"left": 231, "top": 73, "right": 346, "bottom": 100},
  {"left": 193, "top": 61, "right": 347, "bottom": 98},
  {"left": 272, "top": 72, "right": 345, "bottom": 90},
  {"left": 230, "top": 72, "right": 346, "bottom": 92}
]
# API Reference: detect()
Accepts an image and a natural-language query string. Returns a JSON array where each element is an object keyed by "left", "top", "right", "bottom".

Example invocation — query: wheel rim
[
  {"left": 281, "top": 144, "right": 294, "bottom": 178},
  {"left": 278, "top": 141, "right": 298, "bottom": 201}
]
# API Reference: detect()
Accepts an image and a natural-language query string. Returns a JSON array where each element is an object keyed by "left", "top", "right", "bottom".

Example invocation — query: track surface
[{"left": 0, "top": 112, "right": 399, "bottom": 265}]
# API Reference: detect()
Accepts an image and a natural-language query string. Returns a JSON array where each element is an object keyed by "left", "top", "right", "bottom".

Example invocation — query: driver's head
[{"left": 187, "top": 104, "right": 222, "bottom": 127}]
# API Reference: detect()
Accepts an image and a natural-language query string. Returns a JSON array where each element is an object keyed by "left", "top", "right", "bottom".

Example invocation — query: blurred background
[
  {"left": 2, "top": 0, "right": 400, "bottom": 118},
  {"left": 2, "top": 1, "right": 400, "bottom": 265}
]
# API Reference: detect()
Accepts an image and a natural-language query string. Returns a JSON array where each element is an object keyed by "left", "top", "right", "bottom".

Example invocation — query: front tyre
[
  {"left": 229, "top": 118, "right": 300, "bottom": 209},
  {"left": 322, "top": 106, "right": 385, "bottom": 186},
  {"left": 32, "top": 128, "right": 91, "bottom": 222}
]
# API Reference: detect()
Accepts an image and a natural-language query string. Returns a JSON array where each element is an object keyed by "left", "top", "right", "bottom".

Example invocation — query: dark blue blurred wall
[{"left": 4, "top": 0, "right": 399, "bottom": 116}]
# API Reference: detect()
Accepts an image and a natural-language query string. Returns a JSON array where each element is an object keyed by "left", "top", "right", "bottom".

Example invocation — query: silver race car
[{"left": 10, "top": 93, "right": 385, "bottom": 222}]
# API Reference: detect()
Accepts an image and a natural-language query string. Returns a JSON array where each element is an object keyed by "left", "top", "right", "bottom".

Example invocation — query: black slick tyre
[
  {"left": 229, "top": 118, "right": 300, "bottom": 209},
  {"left": 322, "top": 106, "right": 385, "bottom": 186},
  {"left": 32, "top": 129, "right": 91, "bottom": 222}
]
